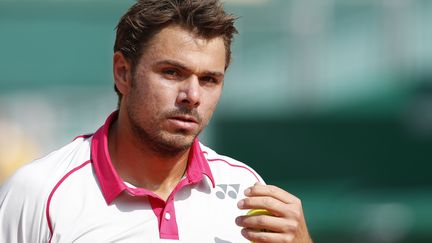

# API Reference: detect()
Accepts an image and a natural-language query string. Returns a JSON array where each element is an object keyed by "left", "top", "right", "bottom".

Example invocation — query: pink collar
[{"left": 91, "top": 111, "right": 215, "bottom": 204}]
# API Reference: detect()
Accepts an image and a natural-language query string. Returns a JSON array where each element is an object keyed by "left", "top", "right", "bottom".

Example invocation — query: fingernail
[
  {"left": 235, "top": 217, "right": 241, "bottom": 225},
  {"left": 237, "top": 199, "right": 244, "bottom": 208},
  {"left": 244, "top": 188, "right": 251, "bottom": 195}
]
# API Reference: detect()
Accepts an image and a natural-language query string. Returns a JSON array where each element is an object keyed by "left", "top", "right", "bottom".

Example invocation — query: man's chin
[
  {"left": 153, "top": 133, "right": 196, "bottom": 156},
  {"left": 130, "top": 122, "right": 198, "bottom": 156}
]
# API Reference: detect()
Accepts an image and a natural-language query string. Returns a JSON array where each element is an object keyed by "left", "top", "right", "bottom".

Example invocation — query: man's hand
[{"left": 235, "top": 183, "right": 312, "bottom": 243}]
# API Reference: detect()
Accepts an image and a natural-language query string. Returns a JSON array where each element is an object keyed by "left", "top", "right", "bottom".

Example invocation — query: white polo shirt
[{"left": 0, "top": 112, "right": 263, "bottom": 243}]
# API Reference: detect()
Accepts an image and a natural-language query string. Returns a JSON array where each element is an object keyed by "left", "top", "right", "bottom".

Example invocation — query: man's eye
[
  {"left": 162, "top": 69, "right": 179, "bottom": 76},
  {"left": 200, "top": 76, "right": 217, "bottom": 84}
]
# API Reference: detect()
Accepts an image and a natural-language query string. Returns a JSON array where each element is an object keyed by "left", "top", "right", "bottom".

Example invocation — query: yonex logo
[{"left": 215, "top": 184, "right": 240, "bottom": 199}]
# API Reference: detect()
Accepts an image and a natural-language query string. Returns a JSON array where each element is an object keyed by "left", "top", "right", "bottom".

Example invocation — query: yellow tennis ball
[{"left": 247, "top": 209, "right": 271, "bottom": 216}]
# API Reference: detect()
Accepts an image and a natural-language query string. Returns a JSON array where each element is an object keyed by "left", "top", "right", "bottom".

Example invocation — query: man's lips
[
  {"left": 167, "top": 115, "right": 199, "bottom": 131},
  {"left": 170, "top": 115, "right": 198, "bottom": 124}
]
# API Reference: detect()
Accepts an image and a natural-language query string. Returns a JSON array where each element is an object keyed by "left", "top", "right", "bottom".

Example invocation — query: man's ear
[{"left": 113, "top": 52, "right": 133, "bottom": 96}]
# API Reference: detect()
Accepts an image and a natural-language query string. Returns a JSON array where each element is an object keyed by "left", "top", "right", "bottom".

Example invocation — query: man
[{"left": 0, "top": 0, "right": 312, "bottom": 242}]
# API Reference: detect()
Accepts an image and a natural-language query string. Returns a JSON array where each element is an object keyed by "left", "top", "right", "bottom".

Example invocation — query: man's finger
[
  {"left": 236, "top": 214, "right": 299, "bottom": 233},
  {"left": 240, "top": 228, "right": 296, "bottom": 243},
  {"left": 238, "top": 196, "right": 302, "bottom": 218},
  {"left": 244, "top": 184, "right": 301, "bottom": 205}
]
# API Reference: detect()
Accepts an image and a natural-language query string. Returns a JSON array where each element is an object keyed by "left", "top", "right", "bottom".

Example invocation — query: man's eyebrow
[{"left": 155, "top": 60, "right": 224, "bottom": 77}]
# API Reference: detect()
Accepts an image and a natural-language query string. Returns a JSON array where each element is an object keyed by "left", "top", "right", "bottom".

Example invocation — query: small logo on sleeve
[{"left": 215, "top": 184, "right": 240, "bottom": 199}]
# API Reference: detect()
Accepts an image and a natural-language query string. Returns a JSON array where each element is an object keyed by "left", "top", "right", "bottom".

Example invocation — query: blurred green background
[{"left": 1, "top": 0, "right": 431, "bottom": 242}]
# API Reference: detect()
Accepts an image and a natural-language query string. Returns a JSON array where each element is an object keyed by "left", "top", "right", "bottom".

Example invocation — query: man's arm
[{"left": 235, "top": 182, "right": 313, "bottom": 243}]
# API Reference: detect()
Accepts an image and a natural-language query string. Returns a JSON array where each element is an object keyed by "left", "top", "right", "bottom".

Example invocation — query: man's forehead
[
  {"left": 150, "top": 25, "right": 223, "bottom": 46},
  {"left": 139, "top": 25, "right": 226, "bottom": 73}
]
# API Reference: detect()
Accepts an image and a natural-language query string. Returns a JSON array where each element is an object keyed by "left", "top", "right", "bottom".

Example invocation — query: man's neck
[{"left": 108, "top": 118, "right": 189, "bottom": 201}]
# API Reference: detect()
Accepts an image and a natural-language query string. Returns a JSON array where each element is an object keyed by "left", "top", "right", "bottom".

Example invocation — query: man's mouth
[
  {"left": 167, "top": 114, "right": 200, "bottom": 131},
  {"left": 171, "top": 115, "right": 198, "bottom": 124}
]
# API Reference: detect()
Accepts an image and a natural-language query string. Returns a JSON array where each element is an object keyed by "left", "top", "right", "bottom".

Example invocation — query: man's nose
[{"left": 177, "top": 76, "right": 200, "bottom": 108}]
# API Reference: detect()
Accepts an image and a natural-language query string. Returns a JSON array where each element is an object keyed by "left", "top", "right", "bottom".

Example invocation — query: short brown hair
[{"left": 113, "top": 0, "right": 238, "bottom": 102}]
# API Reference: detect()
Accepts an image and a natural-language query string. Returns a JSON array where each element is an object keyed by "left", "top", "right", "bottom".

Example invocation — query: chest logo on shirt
[{"left": 215, "top": 184, "right": 240, "bottom": 199}]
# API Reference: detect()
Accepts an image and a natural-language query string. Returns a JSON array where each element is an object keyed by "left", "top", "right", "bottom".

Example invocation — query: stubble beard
[
  {"left": 127, "top": 106, "right": 203, "bottom": 157},
  {"left": 126, "top": 76, "right": 206, "bottom": 157},
  {"left": 131, "top": 120, "right": 195, "bottom": 157}
]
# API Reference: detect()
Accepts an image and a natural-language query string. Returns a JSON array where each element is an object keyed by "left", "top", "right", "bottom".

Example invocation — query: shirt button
[{"left": 165, "top": 212, "right": 171, "bottom": 220}]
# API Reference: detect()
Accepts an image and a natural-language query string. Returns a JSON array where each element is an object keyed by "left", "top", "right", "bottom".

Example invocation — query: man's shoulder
[
  {"left": 200, "top": 143, "right": 247, "bottom": 166},
  {"left": 0, "top": 135, "right": 93, "bottom": 197},
  {"left": 199, "top": 143, "right": 264, "bottom": 183},
  {"left": 0, "top": 136, "right": 92, "bottom": 242}
]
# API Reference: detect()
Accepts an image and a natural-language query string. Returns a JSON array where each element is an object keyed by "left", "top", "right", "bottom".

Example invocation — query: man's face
[{"left": 122, "top": 25, "right": 226, "bottom": 155}]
